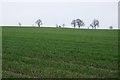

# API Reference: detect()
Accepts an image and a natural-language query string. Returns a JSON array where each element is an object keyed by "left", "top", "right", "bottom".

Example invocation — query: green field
[{"left": 2, "top": 27, "right": 118, "bottom": 78}]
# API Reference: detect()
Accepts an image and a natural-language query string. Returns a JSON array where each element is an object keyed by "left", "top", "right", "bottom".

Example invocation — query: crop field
[{"left": 2, "top": 27, "right": 118, "bottom": 78}]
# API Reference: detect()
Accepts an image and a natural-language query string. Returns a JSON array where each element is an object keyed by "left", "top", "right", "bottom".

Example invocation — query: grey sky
[{"left": 1, "top": 1, "right": 118, "bottom": 29}]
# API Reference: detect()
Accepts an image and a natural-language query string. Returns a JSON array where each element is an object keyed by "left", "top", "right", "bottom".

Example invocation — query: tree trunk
[
  {"left": 38, "top": 24, "right": 40, "bottom": 27},
  {"left": 74, "top": 24, "right": 75, "bottom": 28}
]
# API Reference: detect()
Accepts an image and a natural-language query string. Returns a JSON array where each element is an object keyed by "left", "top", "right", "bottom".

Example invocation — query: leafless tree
[
  {"left": 90, "top": 19, "right": 99, "bottom": 29},
  {"left": 62, "top": 24, "right": 65, "bottom": 27},
  {"left": 56, "top": 24, "right": 58, "bottom": 28},
  {"left": 18, "top": 22, "right": 22, "bottom": 27},
  {"left": 59, "top": 25, "right": 61, "bottom": 28},
  {"left": 76, "top": 19, "right": 85, "bottom": 28},
  {"left": 71, "top": 20, "right": 76, "bottom": 28},
  {"left": 109, "top": 26, "right": 113, "bottom": 29},
  {"left": 35, "top": 19, "right": 42, "bottom": 27}
]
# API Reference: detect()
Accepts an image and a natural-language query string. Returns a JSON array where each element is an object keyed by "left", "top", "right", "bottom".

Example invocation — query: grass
[
  {"left": 0, "top": 26, "right": 2, "bottom": 79},
  {"left": 2, "top": 27, "right": 118, "bottom": 78}
]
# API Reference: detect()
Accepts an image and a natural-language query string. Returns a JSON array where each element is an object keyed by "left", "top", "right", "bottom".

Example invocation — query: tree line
[
  {"left": 71, "top": 19, "right": 99, "bottom": 29},
  {"left": 18, "top": 18, "right": 113, "bottom": 29}
]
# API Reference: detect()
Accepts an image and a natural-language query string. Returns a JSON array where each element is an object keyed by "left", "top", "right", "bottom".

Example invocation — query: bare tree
[
  {"left": 35, "top": 19, "right": 42, "bottom": 27},
  {"left": 62, "top": 24, "right": 65, "bottom": 27},
  {"left": 109, "top": 26, "right": 113, "bottom": 29},
  {"left": 18, "top": 22, "right": 22, "bottom": 27},
  {"left": 59, "top": 25, "right": 61, "bottom": 28},
  {"left": 76, "top": 19, "right": 85, "bottom": 28},
  {"left": 56, "top": 24, "right": 58, "bottom": 28},
  {"left": 90, "top": 24, "right": 94, "bottom": 29},
  {"left": 71, "top": 20, "right": 76, "bottom": 28},
  {"left": 90, "top": 19, "right": 99, "bottom": 29}
]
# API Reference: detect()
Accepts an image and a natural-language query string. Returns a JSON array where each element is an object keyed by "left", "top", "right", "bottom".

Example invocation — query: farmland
[{"left": 2, "top": 27, "right": 118, "bottom": 78}]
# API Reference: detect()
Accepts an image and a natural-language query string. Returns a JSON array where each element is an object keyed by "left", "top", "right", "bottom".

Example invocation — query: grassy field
[
  {"left": 2, "top": 27, "right": 118, "bottom": 78},
  {"left": 0, "top": 27, "right": 2, "bottom": 79}
]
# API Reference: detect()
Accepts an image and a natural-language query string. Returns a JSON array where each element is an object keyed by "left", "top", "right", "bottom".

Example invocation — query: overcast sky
[{"left": 0, "top": 0, "right": 119, "bottom": 29}]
